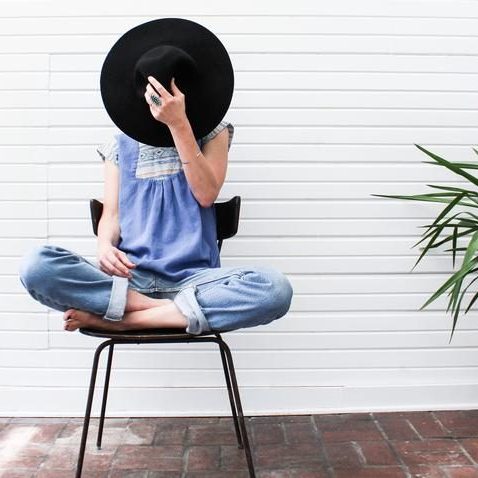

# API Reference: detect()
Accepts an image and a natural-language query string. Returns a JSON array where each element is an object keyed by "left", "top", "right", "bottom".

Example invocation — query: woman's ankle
[
  {"left": 119, "top": 303, "right": 186, "bottom": 330},
  {"left": 125, "top": 289, "right": 172, "bottom": 312}
]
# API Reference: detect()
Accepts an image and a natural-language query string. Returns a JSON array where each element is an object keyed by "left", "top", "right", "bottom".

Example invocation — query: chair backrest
[{"left": 89, "top": 195, "right": 241, "bottom": 252}]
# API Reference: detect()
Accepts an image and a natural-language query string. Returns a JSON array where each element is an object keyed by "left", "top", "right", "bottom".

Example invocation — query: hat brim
[{"left": 100, "top": 17, "right": 234, "bottom": 147}]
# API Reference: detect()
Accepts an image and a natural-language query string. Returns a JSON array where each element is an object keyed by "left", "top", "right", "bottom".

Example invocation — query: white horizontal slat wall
[{"left": 3, "top": 0, "right": 478, "bottom": 416}]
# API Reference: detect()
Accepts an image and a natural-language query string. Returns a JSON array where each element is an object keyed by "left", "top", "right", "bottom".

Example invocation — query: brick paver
[{"left": 1, "top": 411, "right": 478, "bottom": 477}]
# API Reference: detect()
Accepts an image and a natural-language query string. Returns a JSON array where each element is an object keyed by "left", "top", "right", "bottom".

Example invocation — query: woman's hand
[
  {"left": 97, "top": 242, "right": 136, "bottom": 278},
  {"left": 144, "top": 76, "right": 187, "bottom": 129}
]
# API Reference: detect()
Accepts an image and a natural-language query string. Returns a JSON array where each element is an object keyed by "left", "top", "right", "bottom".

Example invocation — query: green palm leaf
[
  {"left": 374, "top": 145, "right": 478, "bottom": 340},
  {"left": 415, "top": 144, "right": 478, "bottom": 187}
]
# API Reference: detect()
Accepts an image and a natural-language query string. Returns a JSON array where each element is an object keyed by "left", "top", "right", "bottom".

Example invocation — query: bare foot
[
  {"left": 63, "top": 308, "right": 125, "bottom": 332},
  {"left": 62, "top": 299, "right": 186, "bottom": 333}
]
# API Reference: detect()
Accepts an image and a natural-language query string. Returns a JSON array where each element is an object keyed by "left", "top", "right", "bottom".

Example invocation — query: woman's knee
[
  {"left": 251, "top": 265, "right": 294, "bottom": 317},
  {"left": 18, "top": 244, "right": 59, "bottom": 290},
  {"left": 269, "top": 268, "right": 293, "bottom": 316}
]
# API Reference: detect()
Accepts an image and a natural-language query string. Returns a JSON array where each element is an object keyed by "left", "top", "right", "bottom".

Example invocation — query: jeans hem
[
  {"left": 103, "top": 275, "right": 129, "bottom": 322},
  {"left": 173, "top": 284, "right": 211, "bottom": 335}
]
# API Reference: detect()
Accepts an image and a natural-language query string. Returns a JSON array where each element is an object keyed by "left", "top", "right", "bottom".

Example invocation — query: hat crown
[
  {"left": 133, "top": 44, "right": 199, "bottom": 98},
  {"left": 101, "top": 17, "right": 234, "bottom": 146}
]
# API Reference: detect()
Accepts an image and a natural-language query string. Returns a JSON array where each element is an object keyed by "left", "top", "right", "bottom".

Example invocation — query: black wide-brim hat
[{"left": 100, "top": 17, "right": 234, "bottom": 147}]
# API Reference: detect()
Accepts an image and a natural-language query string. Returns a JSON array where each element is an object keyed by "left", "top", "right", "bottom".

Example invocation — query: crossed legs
[
  {"left": 63, "top": 288, "right": 188, "bottom": 332},
  {"left": 18, "top": 245, "right": 188, "bottom": 333},
  {"left": 19, "top": 245, "right": 294, "bottom": 336}
]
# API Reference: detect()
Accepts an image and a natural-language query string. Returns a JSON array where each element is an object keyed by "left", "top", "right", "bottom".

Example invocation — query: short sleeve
[
  {"left": 96, "top": 137, "right": 119, "bottom": 166},
  {"left": 201, "top": 120, "right": 234, "bottom": 151}
]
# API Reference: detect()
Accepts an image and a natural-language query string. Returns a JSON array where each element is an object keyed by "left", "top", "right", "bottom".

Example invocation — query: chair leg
[
  {"left": 97, "top": 342, "right": 115, "bottom": 449},
  {"left": 76, "top": 340, "right": 111, "bottom": 478},
  {"left": 217, "top": 338, "right": 256, "bottom": 478},
  {"left": 217, "top": 339, "right": 243, "bottom": 448}
]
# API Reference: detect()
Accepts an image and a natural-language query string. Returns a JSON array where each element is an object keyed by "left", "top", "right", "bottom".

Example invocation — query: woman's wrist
[
  {"left": 168, "top": 116, "right": 189, "bottom": 134},
  {"left": 168, "top": 115, "right": 202, "bottom": 164}
]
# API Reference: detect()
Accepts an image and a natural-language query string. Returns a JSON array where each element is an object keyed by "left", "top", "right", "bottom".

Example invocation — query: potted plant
[{"left": 372, "top": 145, "right": 478, "bottom": 342}]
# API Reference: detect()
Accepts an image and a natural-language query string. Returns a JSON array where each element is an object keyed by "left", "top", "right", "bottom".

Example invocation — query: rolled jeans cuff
[
  {"left": 173, "top": 285, "right": 211, "bottom": 335},
  {"left": 103, "top": 275, "right": 129, "bottom": 322}
]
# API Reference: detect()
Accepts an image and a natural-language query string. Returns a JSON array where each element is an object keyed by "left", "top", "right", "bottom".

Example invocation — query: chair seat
[{"left": 78, "top": 327, "right": 220, "bottom": 341}]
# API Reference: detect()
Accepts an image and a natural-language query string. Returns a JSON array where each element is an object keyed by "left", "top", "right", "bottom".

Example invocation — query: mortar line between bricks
[
  {"left": 311, "top": 415, "right": 336, "bottom": 478},
  {"left": 428, "top": 409, "right": 478, "bottom": 470},
  {"left": 110, "top": 424, "right": 124, "bottom": 478},
  {"left": 38, "top": 419, "right": 69, "bottom": 474},
  {"left": 219, "top": 442, "right": 224, "bottom": 471},
  {"left": 249, "top": 416, "right": 257, "bottom": 450},
  {"left": 451, "top": 439, "right": 477, "bottom": 466},
  {"left": 405, "top": 419, "right": 424, "bottom": 440},
  {"left": 351, "top": 440, "right": 367, "bottom": 466},
  {"left": 441, "top": 466, "right": 454, "bottom": 478},
  {"left": 371, "top": 413, "right": 412, "bottom": 478},
  {"left": 430, "top": 411, "right": 454, "bottom": 437},
  {"left": 185, "top": 423, "right": 192, "bottom": 447},
  {"left": 280, "top": 421, "right": 288, "bottom": 445},
  {"left": 107, "top": 447, "right": 119, "bottom": 478},
  {"left": 182, "top": 445, "right": 190, "bottom": 476},
  {"left": 106, "top": 452, "right": 113, "bottom": 478},
  {"left": 439, "top": 463, "right": 477, "bottom": 478}
]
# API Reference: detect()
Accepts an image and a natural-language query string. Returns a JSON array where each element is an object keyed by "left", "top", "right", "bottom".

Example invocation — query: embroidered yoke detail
[{"left": 96, "top": 120, "right": 234, "bottom": 183}]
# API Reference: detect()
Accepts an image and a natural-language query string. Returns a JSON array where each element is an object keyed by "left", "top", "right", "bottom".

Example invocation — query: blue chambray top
[{"left": 96, "top": 120, "right": 234, "bottom": 282}]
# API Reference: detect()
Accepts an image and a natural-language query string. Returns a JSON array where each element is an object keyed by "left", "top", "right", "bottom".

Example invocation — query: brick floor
[{"left": 1, "top": 411, "right": 478, "bottom": 477}]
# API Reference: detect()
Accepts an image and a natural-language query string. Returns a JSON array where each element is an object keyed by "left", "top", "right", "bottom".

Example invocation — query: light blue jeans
[{"left": 18, "top": 245, "right": 293, "bottom": 335}]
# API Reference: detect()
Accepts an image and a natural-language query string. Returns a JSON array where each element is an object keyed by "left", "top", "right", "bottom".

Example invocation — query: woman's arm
[
  {"left": 170, "top": 119, "right": 229, "bottom": 208},
  {"left": 98, "top": 158, "right": 121, "bottom": 247},
  {"left": 96, "top": 152, "right": 136, "bottom": 277},
  {"left": 145, "top": 76, "right": 229, "bottom": 208},
  {"left": 97, "top": 212, "right": 121, "bottom": 248}
]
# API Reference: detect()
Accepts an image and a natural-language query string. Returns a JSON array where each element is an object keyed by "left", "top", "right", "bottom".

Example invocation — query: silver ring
[{"left": 150, "top": 94, "right": 161, "bottom": 106}]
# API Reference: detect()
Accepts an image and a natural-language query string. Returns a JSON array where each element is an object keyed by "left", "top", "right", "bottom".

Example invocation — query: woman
[{"left": 18, "top": 20, "right": 293, "bottom": 335}]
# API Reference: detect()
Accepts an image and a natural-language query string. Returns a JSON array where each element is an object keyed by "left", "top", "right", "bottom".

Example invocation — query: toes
[
  {"left": 63, "top": 308, "right": 76, "bottom": 321},
  {"left": 64, "top": 318, "right": 77, "bottom": 332}
]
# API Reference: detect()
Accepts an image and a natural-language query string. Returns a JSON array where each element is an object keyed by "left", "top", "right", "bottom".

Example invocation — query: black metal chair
[{"left": 75, "top": 195, "right": 256, "bottom": 478}]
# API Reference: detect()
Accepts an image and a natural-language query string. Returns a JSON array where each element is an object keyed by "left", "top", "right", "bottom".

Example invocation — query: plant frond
[{"left": 415, "top": 144, "right": 478, "bottom": 187}]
